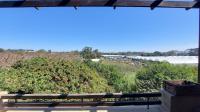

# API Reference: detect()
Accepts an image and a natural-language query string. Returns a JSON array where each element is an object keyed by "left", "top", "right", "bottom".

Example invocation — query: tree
[
  {"left": 80, "top": 47, "right": 95, "bottom": 59},
  {"left": 0, "top": 48, "right": 4, "bottom": 52},
  {"left": 153, "top": 51, "right": 162, "bottom": 56},
  {"left": 165, "top": 50, "right": 177, "bottom": 56},
  {"left": 37, "top": 49, "right": 46, "bottom": 53},
  {"left": 187, "top": 48, "right": 198, "bottom": 56},
  {"left": 48, "top": 50, "right": 52, "bottom": 53},
  {"left": 93, "top": 49, "right": 101, "bottom": 58},
  {"left": 80, "top": 47, "right": 102, "bottom": 59}
]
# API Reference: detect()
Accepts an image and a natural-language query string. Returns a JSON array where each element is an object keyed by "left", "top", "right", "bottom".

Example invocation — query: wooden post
[
  {"left": 0, "top": 91, "right": 8, "bottom": 112},
  {"left": 198, "top": 8, "right": 200, "bottom": 83}
]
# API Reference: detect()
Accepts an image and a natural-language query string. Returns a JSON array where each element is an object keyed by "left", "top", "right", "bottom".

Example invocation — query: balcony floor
[{"left": 4, "top": 105, "right": 161, "bottom": 112}]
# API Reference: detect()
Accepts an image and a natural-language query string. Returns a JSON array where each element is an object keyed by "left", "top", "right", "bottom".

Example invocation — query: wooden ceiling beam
[
  {"left": 151, "top": 0, "right": 163, "bottom": 10},
  {"left": 105, "top": 0, "right": 117, "bottom": 6},
  {"left": 186, "top": 0, "right": 200, "bottom": 10},
  {"left": 0, "top": 0, "right": 197, "bottom": 9}
]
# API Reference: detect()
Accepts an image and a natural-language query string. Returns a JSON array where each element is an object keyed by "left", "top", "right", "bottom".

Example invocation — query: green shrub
[
  {"left": 135, "top": 62, "right": 197, "bottom": 92},
  {"left": 0, "top": 58, "right": 113, "bottom": 94},
  {"left": 0, "top": 57, "right": 196, "bottom": 94},
  {"left": 85, "top": 60, "right": 136, "bottom": 92}
]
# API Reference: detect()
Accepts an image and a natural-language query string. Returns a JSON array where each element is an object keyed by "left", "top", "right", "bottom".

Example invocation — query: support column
[
  {"left": 0, "top": 91, "right": 8, "bottom": 112},
  {"left": 198, "top": 8, "right": 200, "bottom": 83}
]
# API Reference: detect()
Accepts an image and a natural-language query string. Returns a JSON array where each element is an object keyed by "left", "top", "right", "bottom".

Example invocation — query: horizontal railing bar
[
  {"left": 1, "top": 92, "right": 161, "bottom": 99},
  {"left": 3, "top": 101, "right": 161, "bottom": 107}
]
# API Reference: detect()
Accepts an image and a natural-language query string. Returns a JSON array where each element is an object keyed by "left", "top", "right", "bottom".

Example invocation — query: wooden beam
[
  {"left": 151, "top": 0, "right": 163, "bottom": 10},
  {"left": 105, "top": 0, "right": 117, "bottom": 6},
  {"left": 58, "top": 0, "right": 71, "bottom": 6},
  {"left": 186, "top": 0, "right": 200, "bottom": 10},
  {"left": 0, "top": 0, "right": 197, "bottom": 8},
  {"left": 198, "top": 8, "right": 200, "bottom": 83}
]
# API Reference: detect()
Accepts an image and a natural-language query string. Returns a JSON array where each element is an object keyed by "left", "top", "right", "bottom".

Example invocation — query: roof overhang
[{"left": 0, "top": 0, "right": 199, "bottom": 9}]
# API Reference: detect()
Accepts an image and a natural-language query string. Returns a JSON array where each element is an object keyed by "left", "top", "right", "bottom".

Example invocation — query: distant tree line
[
  {"left": 0, "top": 48, "right": 52, "bottom": 53},
  {"left": 102, "top": 48, "right": 199, "bottom": 56},
  {"left": 0, "top": 49, "right": 35, "bottom": 53},
  {"left": 0, "top": 47, "right": 198, "bottom": 56}
]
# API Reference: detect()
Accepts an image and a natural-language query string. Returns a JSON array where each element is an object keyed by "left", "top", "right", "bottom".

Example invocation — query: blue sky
[{"left": 0, "top": 7, "right": 198, "bottom": 52}]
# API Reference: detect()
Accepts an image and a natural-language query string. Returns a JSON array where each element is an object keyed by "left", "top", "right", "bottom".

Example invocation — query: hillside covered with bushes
[
  {"left": 0, "top": 58, "right": 113, "bottom": 93},
  {"left": 0, "top": 57, "right": 197, "bottom": 94}
]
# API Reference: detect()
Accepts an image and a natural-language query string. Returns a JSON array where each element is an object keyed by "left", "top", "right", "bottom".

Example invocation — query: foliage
[
  {"left": 37, "top": 49, "right": 47, "bottom": 53},
  {"left": 100, "top": 60, "right": 141, "bottom": 92},
  {"left": 85, "top": 60, "right": 136, "bottom": 92},
  {"left": 101, "top": 60, "right": 141, "bottom": 74},
  {"left": 0, "top": 48, "right": 4, "bottom": 52},
  {"left": 102, "top": 48, "right": 198, "bottom": 56},
  {"left": 0, "top": 58, "right": 113, "bottom": 94},
  {"left": 135, "top": 62, "right": 197, "bottom": 92},
  {"left": 0, "top": 56, "right": 197, "bottom": 94},
  {"left": 187, "top": 48, "right": 198, "bottom": 56},
  {"left": 80, "top": 47, "right": 101, "bottom": 59}
]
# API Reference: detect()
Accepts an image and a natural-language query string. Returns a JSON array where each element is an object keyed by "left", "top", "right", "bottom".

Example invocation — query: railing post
[
  {"left": 147, "top": 97, "right": 150, "bottom": 110},
  {"left": 0, "top": 91, "right": 8, "bottom": 112},
  {"left": 198, "top": 8, "right": 200, "bottom": 83}
]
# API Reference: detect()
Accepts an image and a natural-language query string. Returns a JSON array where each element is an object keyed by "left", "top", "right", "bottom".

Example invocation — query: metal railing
[{"left": 0, "top": 92, "right": 161, "bottom": 109}]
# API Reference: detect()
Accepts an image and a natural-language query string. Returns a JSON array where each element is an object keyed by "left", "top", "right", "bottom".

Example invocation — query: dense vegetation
[
  {"left": 0, "top": 58, "right": 113, "bottom": 93},
  {"left": 80, "top": 47, "right": 101, "bottom": 59},
  {"left": 85, "top": 60, "right": 136, "bottom": 92},
  {"left": 135, "top": 61, "right": 197, "bottom": 92},
  {"left": 0, "top": 56, "right": 197, "bottom": 94}
]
